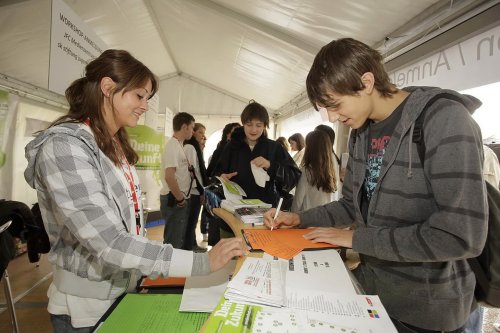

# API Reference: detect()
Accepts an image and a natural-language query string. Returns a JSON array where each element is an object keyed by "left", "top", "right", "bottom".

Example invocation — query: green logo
[{"left": 126, "top": 125, "right": 165, "bottom": 184}]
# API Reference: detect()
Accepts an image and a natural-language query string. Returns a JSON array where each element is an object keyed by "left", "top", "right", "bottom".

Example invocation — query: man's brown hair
[{"left": 306, "top": 38, "right": 397, "bottom": 110}]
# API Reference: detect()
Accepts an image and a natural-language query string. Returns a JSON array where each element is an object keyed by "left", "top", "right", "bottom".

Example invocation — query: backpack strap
[
  {"left": 412, "top": 109, "right": 426, "bottom": 166},
  {"left": 412, "top": 92, "right": 467, "bottom": 166}
]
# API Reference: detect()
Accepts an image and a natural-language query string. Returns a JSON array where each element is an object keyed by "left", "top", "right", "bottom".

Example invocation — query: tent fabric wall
[
  {"left": 158, "top": 75, "right": 249, "bottom": 119},
  {"left": 0, "top": 91, "right": 18, "bottom": 200},
  {"left": 9, "top": 99, "right": 63, "bottom": 204}
]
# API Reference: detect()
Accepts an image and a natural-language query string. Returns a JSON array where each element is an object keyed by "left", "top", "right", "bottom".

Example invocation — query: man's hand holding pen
[{"left": 263, "top": 208, "right": 300, "bottom": 230}]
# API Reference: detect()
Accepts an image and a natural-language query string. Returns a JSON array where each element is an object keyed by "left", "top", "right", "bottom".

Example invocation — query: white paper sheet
[
  {"left": 263, "top": 249, "right": 356, "bottom": 295},
  {"left": 250, "top": 163, "right": 270, "bottom": 187},
  {"left": 179, "top": 260, "right": 236, "bottom": 312}
]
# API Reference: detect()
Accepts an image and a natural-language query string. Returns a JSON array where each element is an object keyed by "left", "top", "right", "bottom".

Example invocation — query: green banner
[
  {"left": 126, "top": 125, "right": 165, "bottom": 210},
  {"left": 127, "top": 125, "right": 164, "bottom": 170}
]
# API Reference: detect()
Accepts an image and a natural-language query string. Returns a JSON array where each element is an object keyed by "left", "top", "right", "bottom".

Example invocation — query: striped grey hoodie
[
  {"left": 24, "top": 123, "right": 209, "bottom": 300},
  {"left": 299, "top": 86, "right": 487, "bottom": 331}
]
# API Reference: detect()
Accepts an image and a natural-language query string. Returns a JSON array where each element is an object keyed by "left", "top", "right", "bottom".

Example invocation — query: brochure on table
[
  {"left": 211, "top": 250, "right": 397, "bottom": 332},
  {"left": 217, "top": 176, "right": 271, "bottom": 212},
  {"left": 234, "top": 207, "right": 269, "bottom": 225},
  {"left": 225, "top": 257, "right": 287, "bottom": 307},
  {"left": 207, "top": 295, "right": 397, "bottom": 333}
]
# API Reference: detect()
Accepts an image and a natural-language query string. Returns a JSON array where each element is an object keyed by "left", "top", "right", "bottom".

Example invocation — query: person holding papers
[
  {"left": 263, "top": 38, "right": 487, "bottom": 333},
  {"left": 24, "top": 50, "right": 247, "bottom": 333},
  {"left": 214, "top": 100, "right": 300, "bottom": 236}
]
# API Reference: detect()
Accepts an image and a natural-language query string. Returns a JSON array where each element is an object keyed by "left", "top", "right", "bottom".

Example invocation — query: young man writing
[
  {"left": 264, "top": 38, "right": 487, "bottom": 332},
  {"left": 160, "top": 112, "right": 195, "bottom": 248}
]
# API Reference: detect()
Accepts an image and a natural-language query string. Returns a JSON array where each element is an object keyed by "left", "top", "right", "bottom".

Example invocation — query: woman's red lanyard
[{"left": 115, "top": 138, "right": 141, "bottom": 235}]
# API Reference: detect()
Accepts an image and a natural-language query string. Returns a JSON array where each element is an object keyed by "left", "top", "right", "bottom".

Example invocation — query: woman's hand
[
  {"left": 303, "top": 227, "right": 354, "bottom": 248},
  {"left": 221, "top": 172, "right": 238, "bottom": 180},
  {"left": 208, "top": 238, "right": 248, "bottom": 272},
  {"left": 263, "top": 208, "right": 300, "bottom": 229},
  {"left": 251, "top": 156, "right": 270, "bottom": 170}
]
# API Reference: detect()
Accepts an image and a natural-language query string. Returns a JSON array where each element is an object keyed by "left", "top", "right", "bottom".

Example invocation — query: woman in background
[
  {"left": 291, "top": 130, "right": 337, "bottom": 212},
  {"left": 276, "top": 136, "right": 290, "bottom": 152},
  {"left": 206, "top": 122, "right": 240, "bottom": 177},
  {"left": 315, "top": 124, "right": 342, "bottom": 200},
  {"left": 183, "top": 123, "right": 208, "bottom": 251},
  {"left": 288, "top": 133, "right": 305, "bottom": 167}
]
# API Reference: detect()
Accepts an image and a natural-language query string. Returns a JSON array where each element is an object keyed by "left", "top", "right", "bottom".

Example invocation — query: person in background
[
  {"left": 465, "top": 143, "right": 500, "bottom": 333},
  {"left": 204, "top": 122, "right": 240, "bottom": 244},
  {"left": 206, "top": 122, "right": 240, "bottom": 177},
  {"left": 214, "top": 100, "right": 300, "bottom": 237},
  {"left": 291, "top": 130, "right": 337, "bottom": 212},
  {"left": 24, "top": 50, "right": 246, "bottom": 332},
  {"left": 183, "top": 123, "right": 208, "bottom": 251},
  {"left": 276, "top": 136, "right": 290, "bottom": 152},
  {"left": 483, "top": 144, "right": 500, "bottom": 189},
  {"left": 264, "top": 38, "right": 487, "bottom": 333},
  {"left": 315, "top": 124, "right": 342, "bottom": 199},
  {"left": 200, "top": 134, "right": 207, "bottom": 150},
  {"left": 159, "top": 112, "right": 195, "bottom": 248},
  {"left": 288, "top": 133, "right": 305, "bottom": 167}
]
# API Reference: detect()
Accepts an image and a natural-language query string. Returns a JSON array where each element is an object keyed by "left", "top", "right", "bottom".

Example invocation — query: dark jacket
[
  {"left": 299, "top": 87, "right": 487, "bottom": 331},
  {"left": 207, "top": 140, "right": 227, "bottom": 178},
  {"left": 214, "top": 127, "right": 300, "bottom": 206}
]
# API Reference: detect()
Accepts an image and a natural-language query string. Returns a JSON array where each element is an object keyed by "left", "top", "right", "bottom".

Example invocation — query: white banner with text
[
  {"left": 49, "top": 0, "right": 107, "bottom": 95},
  {"left": 389, "top": 23, "right": 500, "bottom": 91}
]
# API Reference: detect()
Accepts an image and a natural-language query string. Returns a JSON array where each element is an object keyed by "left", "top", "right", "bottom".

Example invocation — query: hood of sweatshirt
[
  {"left": 24, "top": 122, "right": 98, "bottom": 188},
  {"left": 402, "top": 86, "right": 482, "bottom": 178},
  {"left": 402, "top": 86, "right": 481, "bottom": 118}
]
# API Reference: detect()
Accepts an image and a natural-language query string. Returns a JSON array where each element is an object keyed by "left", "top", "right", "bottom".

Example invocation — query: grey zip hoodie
[
  {"left": 25, "top": 122, "right": 209, "bottom": 300},
  {"left": 299, "top": 87, "right": 487, "bottom": 330}
]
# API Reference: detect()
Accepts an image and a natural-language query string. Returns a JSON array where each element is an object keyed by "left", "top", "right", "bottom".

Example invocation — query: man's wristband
[{"left": 176, "top": 197, "right": 185, "bottom": 203}]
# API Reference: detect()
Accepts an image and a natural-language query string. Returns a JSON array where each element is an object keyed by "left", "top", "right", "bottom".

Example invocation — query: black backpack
[
  {"left": 0, "top": 200, "right": 50, "bottom": 264},
  {"left": 413, "top": 96, "right": 500, "bottom": 307}
]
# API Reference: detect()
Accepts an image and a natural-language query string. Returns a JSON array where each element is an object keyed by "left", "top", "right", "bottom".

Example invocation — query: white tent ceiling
[{"left": 0, "top": 0, "right": 494, "bottom": 118}]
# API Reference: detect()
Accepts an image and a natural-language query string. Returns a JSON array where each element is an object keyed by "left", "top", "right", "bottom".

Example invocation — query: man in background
[{"left": 160, "top": 112, "right": 195, "bottom": 248}]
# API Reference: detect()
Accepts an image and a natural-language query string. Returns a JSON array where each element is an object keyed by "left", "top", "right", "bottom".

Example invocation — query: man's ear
[
  {"left": 100, "top": 77, "right": 116, "bottom": 97},
  {"left": 361, "top": 72, "right": 375, "bottom": 94},
  {"left": 180, "top": 123, "right": 188, "bottom": 132}
]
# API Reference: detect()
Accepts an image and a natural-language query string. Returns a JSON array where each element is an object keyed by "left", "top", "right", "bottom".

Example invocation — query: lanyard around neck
[{"left": 114, "top": 138, "right": 141, "bottom": 235}]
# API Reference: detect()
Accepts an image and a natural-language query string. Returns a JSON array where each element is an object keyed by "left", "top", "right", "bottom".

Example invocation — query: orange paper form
[
  {"left": 140, "top": 277, "right": 186, "bottom": 288},
  {"left": 242, "top": 229, "right": 337, "bottom": 260}
]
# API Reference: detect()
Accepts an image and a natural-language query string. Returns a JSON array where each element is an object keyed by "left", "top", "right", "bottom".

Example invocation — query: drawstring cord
[{"left": 407, "top": 122, "right": 415, "bottom": 178}]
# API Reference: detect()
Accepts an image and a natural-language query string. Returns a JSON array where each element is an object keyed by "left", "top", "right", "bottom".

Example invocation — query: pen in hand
[{"left": 271, "top": 197, "right": 283, "bottom": 231}]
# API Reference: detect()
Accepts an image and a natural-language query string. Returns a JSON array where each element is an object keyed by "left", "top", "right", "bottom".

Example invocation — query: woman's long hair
[
  {"left": 303, "top": 130, "right": 337, "bottom": 193},
  {"left": 185, "top": 123, "right": 208, "bottom": 185},
  {"left": 50, "top": 49, "right": 158, "bottom": 165}
]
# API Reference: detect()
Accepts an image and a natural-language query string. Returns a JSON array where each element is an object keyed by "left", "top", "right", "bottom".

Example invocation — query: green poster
[
  {"left": 126, "top": 125, "right": 165, "bottom": 183},
  {"left": 96, "top": 294, "right": 209, "bottom": 333}
]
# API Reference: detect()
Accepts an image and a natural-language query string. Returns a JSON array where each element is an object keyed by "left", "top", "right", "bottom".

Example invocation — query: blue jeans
[
  {"left": 465, "top": 306, "right": 483, "bottom": 333},
  {"left": 160, "top": 194, "right": 189, "bottom": 249},
  {"left": 50, "top": 314, "right": 92, "bottom": 333}
]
